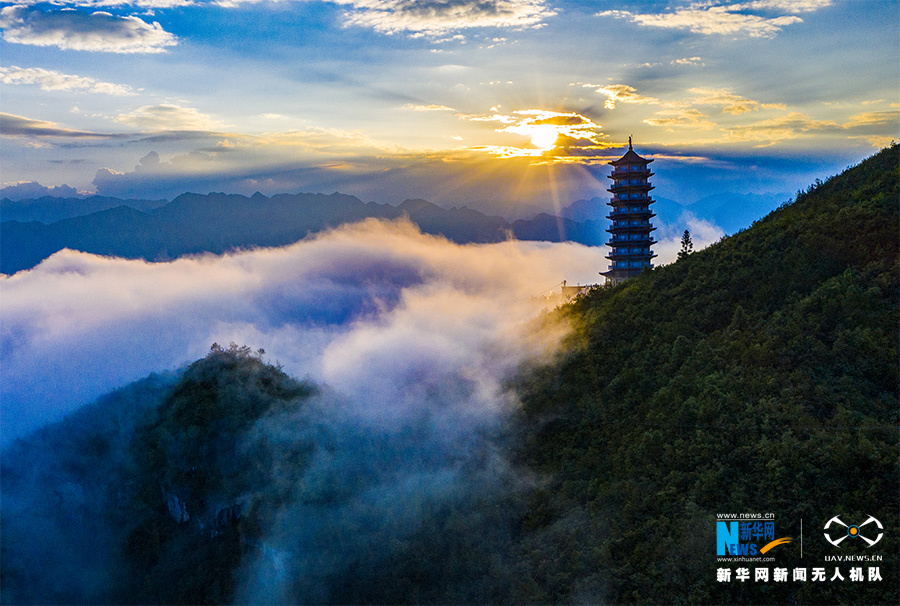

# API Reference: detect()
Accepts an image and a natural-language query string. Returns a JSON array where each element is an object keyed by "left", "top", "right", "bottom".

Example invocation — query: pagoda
[{"left": 601, "top": 137, "right": 657, "bottom": 284}]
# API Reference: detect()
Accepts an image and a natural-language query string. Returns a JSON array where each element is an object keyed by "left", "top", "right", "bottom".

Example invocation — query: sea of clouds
[
  {"left": 1, "top": 217, "right": 604, "bottom": 444},
  {"left": 2, "top": 218, "right": 608, "bottom": 603}
]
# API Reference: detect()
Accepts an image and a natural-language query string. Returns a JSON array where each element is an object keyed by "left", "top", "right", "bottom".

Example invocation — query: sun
[
  {"left": 529, "top": 126, "right": 559, "bottom": 151},
  {"left": 472, "top": 108, "right": 605, "bottom": 159}
]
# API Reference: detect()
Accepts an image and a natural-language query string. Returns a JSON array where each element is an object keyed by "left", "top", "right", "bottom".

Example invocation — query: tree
[{"left": 678, "top": 229, "right": 694, "bottom": 260}]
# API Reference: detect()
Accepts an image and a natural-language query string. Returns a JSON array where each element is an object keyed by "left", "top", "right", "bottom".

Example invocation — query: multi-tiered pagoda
[{"left": 601, "top": 138, "right": 657, "bottom": 284}]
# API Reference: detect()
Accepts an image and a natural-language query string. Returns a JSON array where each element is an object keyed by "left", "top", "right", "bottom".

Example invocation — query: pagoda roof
[{"left": 609, "top": 147, "right": 653, "bottom": 166}]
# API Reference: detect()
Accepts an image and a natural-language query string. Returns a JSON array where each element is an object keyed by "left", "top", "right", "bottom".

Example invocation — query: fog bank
[{"left": 2, "top": 218, "right": 603, "bottom": 442}]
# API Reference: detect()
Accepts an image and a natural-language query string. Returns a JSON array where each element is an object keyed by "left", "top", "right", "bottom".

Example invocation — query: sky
[{"left": 1, "top": 0, "right": 898, "bottom": 217}]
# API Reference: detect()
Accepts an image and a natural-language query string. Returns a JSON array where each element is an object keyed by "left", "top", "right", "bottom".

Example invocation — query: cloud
[
  {"left": 724, "top": 111, "right": 842, "bottom": 143},
  {"left": 0, "top": 219, "right": 603, "bottom": 443},
  {"left": 92, "top": 148, "right": 227, "bottom": 194},
  {"left": 0, "top": 5, "right": 177, "bottom": 53},
  {"left": 337, "top": 0, "right": 556, "bottom": 36},
  {"left": 0, "top": 112, "right": 125, "bottom": 138},
  {"left": 461, "top": 108, "right": 610, "bottom": 159},
  {"left": 688, "top": 87, "right": 785, "bottom": 114},
  {"left": 654, "top": 211, "right": 725, "bottom": 265},
  {"left": 403, "top": 103, "right": 457, "bottom": 112},
  {"left": 841, "top": 111, "right": 900, "bottom": 146},
  {"left": 10, "top": 1, "right": 195, "bottom": 7},
  {"left": 85, "top": 126, "right": 393, "bottom": 197},
  {"left": 735, "top": 0, "right": 832, "bottom": 12},
  {"left": 115, "top": 103, "right": 227, "bottom": 130},
  {"left": 643, "top": 108, "right": 717, "bottom": 130},
  {"left": 671, "top": 56, "right": 703, "bottom": 66},
  {"left": 85, "top": 106, "right": 614, "bottom": 201},
  {"left": 0, "top": 65, "right": 137, "bottom": 95},
  {"left": 583, "top": 84, "right": 659, "bottom": 110},
  {"left": 0, "top": 181, "right": 79, "bottom": 200},
  {"left": 82, "top": 139, "right": 617, "bottom": 216},
  {"left": 843, "top": 110, "right": 900, "bottom": 130},
  {"left": 597, "top": 2, "right": 810, "bottom": 38},
  {"left": 1, "top": 215, "right": 605, "bottom": 603}
]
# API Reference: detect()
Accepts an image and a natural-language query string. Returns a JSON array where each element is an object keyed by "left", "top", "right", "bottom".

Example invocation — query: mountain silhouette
[
  {"left": 0, "top": 195, "right": 167, "bottom": 223},
  {"left": 1, "top": 192, "right": 607, "bottom": 274}
]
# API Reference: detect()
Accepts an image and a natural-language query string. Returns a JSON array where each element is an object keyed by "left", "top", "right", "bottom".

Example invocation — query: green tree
[{"left": 678, "top": 228, "right": 694, "bottom": 259}]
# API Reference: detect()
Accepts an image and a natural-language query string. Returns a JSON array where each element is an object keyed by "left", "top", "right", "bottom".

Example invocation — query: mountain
[
  {"left": 652, "top": 195, "right": 691, "bottom": 222},
  {"left": 0, "top": 195, "right": 168, "bottom": 223},
  {"left": 560, "top": 192, "right": 790, "bottom": 236},
  {"left": 1, "top": 147, "right": 896, "bottom": 604},
  {"left": 1, "top": 206, "right": 210, "bottom": 271},
  {"left": 684, "top": 191, "right": 791, "bottom": 234},
  {"left": 0, "top": 189, "right": 793, "bottom": 274},
  {"left": 1, "top": 344, "right": 521, "bottom": 604},
  {"left": 509, "top": 213, "right": 604, "bottom": 245},
  {"left": 561, "top": 195, "right": 694, "bottom": 233},
  {"left": 394, "top": 198, "right": 511, "bottom": 243},
  {"left": 559, "top": 196, "right": 607, "bottom": 222},
  {"left": 1, "top": 192, "right": 604, "bottom": 274},
  {"left": 1, "top": 346, "right": 314, "bottom": 604},
  {"left": 513, "top": 145, "right": 898, "bottom": 603}
]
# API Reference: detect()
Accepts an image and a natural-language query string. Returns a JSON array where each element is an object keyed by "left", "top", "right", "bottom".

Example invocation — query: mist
[
  {"left": 1, "top": 218, "right": 603, "bottom": 443},
  {"left": 1, "top": 218, "right": 603, "bottom": 603},
  {"left": 654, "top": 210, "right": 725, "bottom": 265}
]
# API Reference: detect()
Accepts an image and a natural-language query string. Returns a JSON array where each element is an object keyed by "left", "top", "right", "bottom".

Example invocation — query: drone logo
[{"left": 823, "top": 515, "right": 883, "bottom": 548}]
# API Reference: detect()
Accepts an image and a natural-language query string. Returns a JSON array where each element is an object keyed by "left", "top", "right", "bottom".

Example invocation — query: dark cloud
[
  {"left": 0, "top": 5, "right": 177, "bottom": 53},
  {"left": 132, "top": 130, "right": 222, "bottom": 143},
  {"left": 339, "top": 0, "right": 556, "bottom": 36},
  {"left": 0, "top": 112, "right": 126, "bottom": 138},
  {"left": 530, "top": 114, "right": 592, "bottom": 127},
  {"left": 554, "top": 134, "right": 612, "bottom": 156}
]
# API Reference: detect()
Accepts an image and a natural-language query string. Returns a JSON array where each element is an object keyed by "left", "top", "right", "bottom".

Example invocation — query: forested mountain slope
[
  {"left": 513, "top": 144, "right": 899, "bottom": 604},
  {"left": 1, "top": 346, "right": 317, "bottom": 604},
  {"left": 1, "top": 147, "right": 896, "bottom": 605}
]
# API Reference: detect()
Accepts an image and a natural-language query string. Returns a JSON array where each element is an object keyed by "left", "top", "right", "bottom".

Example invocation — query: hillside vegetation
[
  {"left": 513, "top": 144, "right": 899, "bottom": 603},
  {"left": 1, "top": 345, "right": 316, "bottom": 604},
  {"left": 1, "top": 147, "right": 896, "bottom": 604}
]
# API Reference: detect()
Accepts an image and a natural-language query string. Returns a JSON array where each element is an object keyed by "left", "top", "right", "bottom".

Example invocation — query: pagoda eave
[{"left": 607, "top": 172, "right": 654, "bottom": 180}]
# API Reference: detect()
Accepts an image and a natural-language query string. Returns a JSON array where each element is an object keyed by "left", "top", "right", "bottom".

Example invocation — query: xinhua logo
[
  {"left": 716, "top": 521, "right": 792, "bottom": 556},
  {"left": 823, "top": 515, "right": 883, "bottom": 548}
]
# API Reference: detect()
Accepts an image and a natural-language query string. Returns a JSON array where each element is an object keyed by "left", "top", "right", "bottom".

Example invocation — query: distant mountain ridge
[
  {"left": 559, "top": 191, "right": 788, "bottom": 236},
  {"left": 1, "top": 192, "right": 608, "bottom": 274},
  {"left": 685, "top": 191, "right": 790, "bottom": 234},
  {"left": 1, "top": 195, "right": 168, "bottom": 223},
  {"left": 1, "top": 188, "right": 789, "bottom": 274}
]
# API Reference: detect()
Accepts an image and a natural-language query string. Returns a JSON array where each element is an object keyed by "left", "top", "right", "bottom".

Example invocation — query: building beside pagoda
[{"left": 601, "top": 139, "right": 657, "bottom": 285}]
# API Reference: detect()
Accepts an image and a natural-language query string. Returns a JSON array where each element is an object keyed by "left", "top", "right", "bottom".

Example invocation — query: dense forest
[
  {"left": 1, "top": 146, "right": 896, "bottom": 604},
  {"left": 512, "top": 143, "right": 899, "bottom": 603}
]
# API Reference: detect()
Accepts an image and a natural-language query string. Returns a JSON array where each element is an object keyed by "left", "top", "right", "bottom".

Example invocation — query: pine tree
[{"left": 678, "top": 229, "right": 693, "bottom": 260}]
